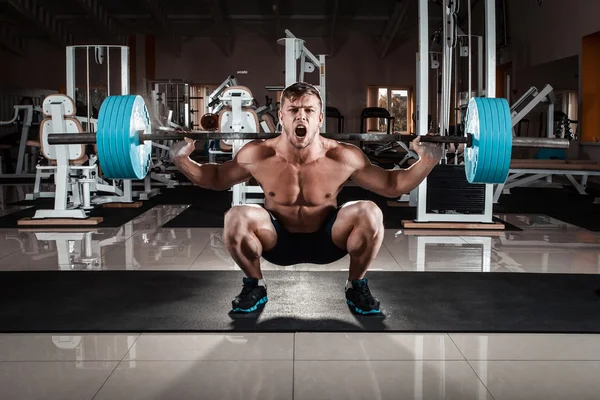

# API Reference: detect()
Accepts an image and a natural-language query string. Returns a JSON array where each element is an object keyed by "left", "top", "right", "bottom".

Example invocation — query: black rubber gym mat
[{"left": 1, "top": 270, "right": 599, "bottom": 333}]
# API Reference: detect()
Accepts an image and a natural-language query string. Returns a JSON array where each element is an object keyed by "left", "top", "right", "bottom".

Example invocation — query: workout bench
[{"left": 493, "top": 159, "right": 600, "bottom": 202}]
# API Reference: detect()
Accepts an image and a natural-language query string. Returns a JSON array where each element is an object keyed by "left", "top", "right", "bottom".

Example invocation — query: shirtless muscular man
[{"left": 171, "top": 82, "right": 442, "bottom": 315}]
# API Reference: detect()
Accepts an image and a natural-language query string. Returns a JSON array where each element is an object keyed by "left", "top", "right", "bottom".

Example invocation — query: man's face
[{"left": 279, "top": 94, "right": 323, "bottom": 149}]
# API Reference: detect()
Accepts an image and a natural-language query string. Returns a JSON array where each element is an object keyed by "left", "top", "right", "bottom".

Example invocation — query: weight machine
[
  {"left": 206, "top": 75, "right": 239, "bottom": 115},
  {"left": 492, "top": 84, "right": 600, "bottom": 202},
  {"left": 275, "top": 29, "right": 327, "bottom": 133},
  {"left": 0, "top": 103, "right": 42, "bottom": 177},
  {"left": 150, "top": 80, "right": 191, "bottom": 129},
  {"left": 410, "top": 0, "right": 498, "bottom": 224},
  {"left": 511, "top": 84, "right": 555, "bottom": 137},
  {"left": 217, "top": 86, "right": 265, "bottom": 206},
  {"left": 28, "top": 93, "right": 136, "bottom": 221},
  {"left": 25, "top": 45, "right": 149, "bottom": 221}
]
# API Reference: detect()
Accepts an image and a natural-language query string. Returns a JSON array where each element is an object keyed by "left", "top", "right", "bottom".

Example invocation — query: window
[{"left": 366, "top": 86, "right": 413, "bottom": 133}]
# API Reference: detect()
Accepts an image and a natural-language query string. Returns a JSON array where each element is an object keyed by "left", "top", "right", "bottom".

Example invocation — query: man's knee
[
  {"left": 344, "top": 201, "right": 384, "bottom": 232},
  {"left": 223, "top": 205, "right": 276, "bottom": 251}
]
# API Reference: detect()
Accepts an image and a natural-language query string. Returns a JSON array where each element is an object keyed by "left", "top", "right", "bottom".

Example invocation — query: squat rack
[{"left": 413, "top": 0, "right": 497, "bottom": 224}]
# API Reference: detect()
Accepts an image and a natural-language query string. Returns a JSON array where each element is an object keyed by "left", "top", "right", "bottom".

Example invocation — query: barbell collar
[{"left": 511, "top": 137, "right": 570, "bottom": 149}]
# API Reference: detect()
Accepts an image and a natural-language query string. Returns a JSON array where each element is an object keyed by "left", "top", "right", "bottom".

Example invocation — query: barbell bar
[
  {"left": 44, "top": 95, "right": 570, "bottom": 183},
  {"left": 47, "top": 130, "right": 569, "bottom": 149}
]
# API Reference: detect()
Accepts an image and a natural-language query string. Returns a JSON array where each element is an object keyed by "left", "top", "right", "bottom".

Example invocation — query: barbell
[{"left": 46, "top": 95, "right": 570, "bottom": 184}]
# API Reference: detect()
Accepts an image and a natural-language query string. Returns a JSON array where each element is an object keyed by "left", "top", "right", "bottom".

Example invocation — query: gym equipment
[
  {"left": 150, "top": 80, "right": 191, "bottom": 129},
  {"left": 464, "top": 97, "right": 512, "bottom": 184},
  {"left": 411, "top": 0, "right": 504, "bottom": 224},
  {"left": 200, "top": 113, "right": 219, "bottom": 131},
  {"left": 278, "top": 29, "right": 326, "bottom": 133},
  {"left": 27, "top": 94, "right": 138, "bottom": 222},
  {"left": 326, "top": 106, "right": 344, "bottom": 133},
  {"left": 511, "top": 85, "right": 555, "bottom": 134},
  {"left": 0, "top": 102, "right": 41, "bottom": 178},
  {"left": 360, "top": 107, "right": 395, "bottom": 135},
  {"left": 95, "top": 95, "right": 152, "bottom": 180},
  {"left": 47, "top": 94, "right": 568, "bottom": 183}
]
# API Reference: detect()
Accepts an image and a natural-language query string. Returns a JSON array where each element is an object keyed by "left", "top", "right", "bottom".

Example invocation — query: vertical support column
[
  {"left": 485, "top": 0, "right": 496, "bottom": 98},
  {"left": 416, "top": 0, "right": 429, "bottom": 137},
  {"left": 416, "top": 0, "right": 429, "bottom": 222},
  {"left": 50, "top": 103, "right": 69, "bottom": 212},
  {"left": 284, "top": 38, "right": 297, "bottom": 87},
  {"left": 547, "top": 103, "right": 554, "bottom": 138},
  {"left": 483, "top": 0, "right": 496, "bottom": 222},
  {"left": 319, "top": 54, "right": 326, "bottom": 133},
  {"left": 478, "top": 36, "right": 484, "bottom": 96},
  {"left": 121, "top": 46, "right": 130, "bottom": 95},
  {"left": 66, "top": 46, "right": 75, "bottom": 100}
]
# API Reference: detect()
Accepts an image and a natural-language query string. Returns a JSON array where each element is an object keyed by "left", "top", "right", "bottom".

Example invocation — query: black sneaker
[
  {"left": 231, "top": 277, "right": 268, "bottom": 313},
  {"left": 345, "top": 278, "right": 381, "bottom": 315}
]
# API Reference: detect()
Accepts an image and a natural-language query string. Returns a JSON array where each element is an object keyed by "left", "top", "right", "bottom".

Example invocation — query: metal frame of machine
[
  {"left": 277, "top": 29, "right": 326, "bottom": 133},
  {"left": 413, "top": 0, "right": 497, "bottom": 223}
]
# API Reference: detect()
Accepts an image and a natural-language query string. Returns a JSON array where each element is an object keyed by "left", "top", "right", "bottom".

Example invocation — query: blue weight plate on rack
[
  {"left": 481, "top": 98, "right": 498, "bottom": 183},
  {"left": 484, "top": 97, "right": 512, "bottom": 183},
  {"left": 97, "top": 96, "right": 118, "bottom": 178},
  {"left": 464, "top": 97, "right": 512, "bottom": 184},
  {"left": 114, "top": 96, "right": 136, "bottom": 178},
  {"left": 107, "top": 96, "right": 127, "bottom": 178},
  {"left": 464, "top": 97, "right": 484, "bottom": 183},
  {"left": 496, "top": 97, "right": 512, "bottom": 183},
  {"left": 97, "top": 95, "right": 152, "bottom": 180}
]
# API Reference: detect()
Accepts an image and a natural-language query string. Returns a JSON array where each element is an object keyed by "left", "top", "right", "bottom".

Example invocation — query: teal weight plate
[
  {"left": 97, "top": 95, "right": 152, "bottom": 180},
  {"left": 107, "top": 95, "right": 126, "bottom": 179},
  {"left": 115, "top": 96, "right": 136, "bottom": 179},
  {"left": 497, "top": 98, "right": 512, "bottom": 183},
  {"left": 481, "top": 98, "right": 497, "bottom": 183},
  {"left": 128, "top": 95, "right": 152, "bottom": 179},
  {"left": 464, "top": 97, "right": 512, "bottom": 184},
  {"left": 97, "top": 96, "right": 118, "bottom": 179}
]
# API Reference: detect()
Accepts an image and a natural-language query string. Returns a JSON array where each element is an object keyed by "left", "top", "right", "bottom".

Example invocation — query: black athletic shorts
[{"left": 261, "top": 207, "right": 348, "bottom": 266}]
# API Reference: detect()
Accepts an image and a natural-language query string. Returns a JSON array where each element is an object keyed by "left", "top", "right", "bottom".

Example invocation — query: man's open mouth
[{"left": 295, "top": 125, "right": 307, "bottom": 137}]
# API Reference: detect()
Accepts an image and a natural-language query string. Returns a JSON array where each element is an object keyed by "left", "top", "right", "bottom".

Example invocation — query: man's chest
[{"left": 250, "top": 159, "right": 350, "bottom": 205}]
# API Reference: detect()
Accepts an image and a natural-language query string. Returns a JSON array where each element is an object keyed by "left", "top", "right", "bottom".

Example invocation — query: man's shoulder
[
  {"left": 236, "top": 139, "right": 275, "bottom": 162},
  {"left": 326, "top": 140, "right": 364, "bottom": 164}
]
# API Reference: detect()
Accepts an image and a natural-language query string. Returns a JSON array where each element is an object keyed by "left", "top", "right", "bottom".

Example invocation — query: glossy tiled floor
[{"left": 1, "top": 184, "right": 599, "bottom": 399}]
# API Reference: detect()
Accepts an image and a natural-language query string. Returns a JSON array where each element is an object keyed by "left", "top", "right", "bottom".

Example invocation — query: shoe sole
[
  {"left": 231, "top": 296, "right": 268, "bottom": 313},
  {"left": 346, "top": 299, "right": 381, "bottom": 315}
]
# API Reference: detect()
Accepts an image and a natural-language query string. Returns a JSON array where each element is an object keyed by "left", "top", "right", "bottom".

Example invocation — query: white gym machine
[
  {"left": 510, "top": 84, "right": 555, "bottom": 135},
  {"left": 207, "top": 75, "right": 239, "bottom": 115},
  {"left": 30, "top": 94, "right": 136, "bottom": 221},
  {"left": 26, "top": 45, "right": 146, "bottom": 220},
  {"left": 276, "top": 29, "right": 327, "bottom": 132},
  {"left": 217, "top": 86, "right": 265, "bottom": 206},
  {"left": 491, "top": 84, "right": 600, "bottom": 203},
  {"left": 0, "top": 103, "right": 42, "bottom": 177},
  {"left": 410, "top": 0, "right": 498, "bottom": 224}
]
